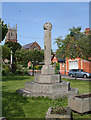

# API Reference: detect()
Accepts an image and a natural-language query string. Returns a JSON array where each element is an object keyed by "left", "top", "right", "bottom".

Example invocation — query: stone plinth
[
  {"left": 25, "top": 81, "right": 70, "bottom": 93},
  {"left": 41, "top": 65, "right": 55, "bottom": 75},
  {"left": 45, "top": 107, "right": 71, "bottom": 120},
  {"left": 68, "top": 93, "right": 91, "bottom": 113},
  {"left": 17, "top": 81, "right": 78, "bottom": 99},
  {"left": 35, "top": 74, "right": 60, "bottom": 83}
]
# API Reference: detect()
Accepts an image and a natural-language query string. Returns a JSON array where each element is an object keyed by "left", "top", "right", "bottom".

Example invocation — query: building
[
  {"left": 22, "top": 41, "right": 41, "bottom": 51},
  {"left": 23, "top": 41, "right": 41, "bottom": 68},
  {"left": 52, "top": 55, "right": 91, "bottom": 75},
  {"left": 85, "top": 28, "right": 91, "bottom": 35},
  {"left": 60, "top": 58, "right": 91, "bottom": 75},
  {"left": 52, "top": 28, "right": 91, "bottom": 74},
  {"left": 5, "top": 24, "right": 17, "bottom": 43}
]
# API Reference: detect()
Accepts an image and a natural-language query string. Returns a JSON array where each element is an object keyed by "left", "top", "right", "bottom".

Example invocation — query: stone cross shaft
[
  {"left": 43, "top": 22, "right": 52, "bottom": 65},
  {"left": 41, "top": 22, "right": 54, "bottom": 75}
]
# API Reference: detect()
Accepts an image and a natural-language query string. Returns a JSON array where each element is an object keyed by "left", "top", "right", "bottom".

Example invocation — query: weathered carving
[{"left": 43, "top": 22, "right": 52, "bottom": 31}]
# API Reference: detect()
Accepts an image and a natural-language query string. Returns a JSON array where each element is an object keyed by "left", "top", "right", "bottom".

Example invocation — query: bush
[
  {"left": 2, "top": 65, "right": 11, "bottom": 76},
  {"left": 15, "top": 64, "right": 29, "bottom": 76},
  {"left": 35, "top": 65, "right": 43, "bottom": 70},
  {"left": 55, "top": 63, "right": 60, "bottom": 74},
  {"left": 2, "top": 63, "right": 29, "bottom": 76}
]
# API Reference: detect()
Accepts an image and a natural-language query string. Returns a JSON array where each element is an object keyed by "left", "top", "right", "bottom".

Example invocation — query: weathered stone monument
[{"left": 17, "top": 22, "right": 78, "bottom": 99}]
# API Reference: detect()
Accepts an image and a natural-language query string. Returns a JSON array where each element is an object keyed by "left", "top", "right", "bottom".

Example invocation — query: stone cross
[
  {"left": 43, "top": 22, "right": 52, "bottom": 65},
  {"left": 41, "top": 22, "right": 54, "bottom": 75}
]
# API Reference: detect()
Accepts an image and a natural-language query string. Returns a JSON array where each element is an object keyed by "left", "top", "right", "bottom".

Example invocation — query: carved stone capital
[{"left": 43, "top": 22, "right": 52, "bottom": 30}]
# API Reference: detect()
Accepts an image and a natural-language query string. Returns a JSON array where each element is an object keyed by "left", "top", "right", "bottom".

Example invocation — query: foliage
[
  {"left": 2, "top": 64, "right": 11, "bottom": 76},
  {"left": 4, "top": 41, "right": 22, "bottom": 73},
  {"left": 35, "top": 65, "right": 43, "bottom": 70},
  {"left": 28, "top": 63, "right": 33, "bottom": 70},
  {"left": 55, "top": 62, "right": 60, "bottom": 74},
  {"left": 55, "top": 27, "right": 91, "bottom": 60},
  {"left": 15, "top": 64, "right": 29, "bottom": 76},
  {"left": 0, "top": 18, "right": 8, "bottom": 42},
  {"left": 51, "top": 107, "right": 67, "bottom": 114},
  {"left": 2, "top": 63, "right": 29, "bottom": 76},
  {"left": 2, "top": 45, "right": 11, "bottom": 60},
  {"left": 15, "top": 49, "right": 44, "bottom": 75},
  {"left": 2, "top": 76, "right": 91, "bottom": 119},
  {"left": 5, "top": 41, "right": 22, "bottom": 53},
  {"left": 15, "top": 49, "right": 27, "bottom": 66},
  {"left": 41, "top": 49, "right": 54, "bottom": 55}
]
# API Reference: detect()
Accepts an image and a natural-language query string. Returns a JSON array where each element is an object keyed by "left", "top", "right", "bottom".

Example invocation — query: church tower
[{"left": 5, "top": 24, "right": 17, "bottom": 43}]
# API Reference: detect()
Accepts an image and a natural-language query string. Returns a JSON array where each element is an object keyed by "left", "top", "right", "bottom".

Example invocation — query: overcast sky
[{"left": 2, "top": 2, "right": 89, "bottom": 51}]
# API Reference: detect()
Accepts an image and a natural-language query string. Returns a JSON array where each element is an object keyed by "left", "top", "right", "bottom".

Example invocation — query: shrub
[
  {"left": 2, "top": 65, "right": 11, "bottom": 76},
  {"left": 35, "top": 65, "right": 43, "bottom": 70},
  {"left": 15, "top": 64, "right": 29, "bottom": 76},
  {"left": 55, "top": 62, "right": 60, "bottom": 74}
]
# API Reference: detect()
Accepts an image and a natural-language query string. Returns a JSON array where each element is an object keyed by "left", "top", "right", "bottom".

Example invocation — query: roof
[
  {"left": 58, "top": 59, "right": 65, "bottom": 62},
  {"left": 51, "top": 54, "right": 55, "bottom": 60},
  {"left": 22, "top": 42, "right": 34, "bottom": 49}
]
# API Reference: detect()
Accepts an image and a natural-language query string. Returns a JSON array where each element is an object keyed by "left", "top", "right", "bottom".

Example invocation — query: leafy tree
[
  {"left": 29, "top": 50, "right": 44, "bottom": 75},
  {"left": 4, "top": 41, "right": 22, "bottom": 73},
  {"left": 55, "top": 27, "right": 90, "bottom": 60},
  {"left": 5, "top": 41, "right": 21, "bottom": 53},
  {"left": 15, "top": 49, "right": 44, "bottom": 75},
  {"left": 2, "top": 45, "right": 11, "bottom": 60},
  {"left": 15, "top": 49, "right": 28, "bottom": 66},
  {"left": 0, "top": 18, "right": 8, "bottom": 42}
]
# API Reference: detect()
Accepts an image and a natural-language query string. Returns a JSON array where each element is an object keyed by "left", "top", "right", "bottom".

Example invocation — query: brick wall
[
  {"left": 59, "top": 58, "right": 91, "bottom": 75},
  {"left": 52, "top": 56, "right": 57, "bottom": 63},
  {"left": 59, "top": 63, "right": 65, "bottom": 74},
  {"left": 82, "top": 60, "right": 91, "bottom": 73}
]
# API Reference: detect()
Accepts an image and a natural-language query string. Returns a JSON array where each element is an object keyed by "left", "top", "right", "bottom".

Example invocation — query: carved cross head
[{"left": 43, "top": 22, "right": 52, "bottom": 31}]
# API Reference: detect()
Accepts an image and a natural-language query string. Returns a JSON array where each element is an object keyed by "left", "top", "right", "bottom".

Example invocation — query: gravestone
[{"left": 17, "top": 22, "right": 78, "bottom": 99}]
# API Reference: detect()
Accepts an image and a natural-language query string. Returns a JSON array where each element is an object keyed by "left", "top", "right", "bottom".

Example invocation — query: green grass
[
  {"left": 62, "top": 78, "right": 91, "bottom": 94},
  {"left": 2, "top": 76, "right": 91, "bottom": 119}
]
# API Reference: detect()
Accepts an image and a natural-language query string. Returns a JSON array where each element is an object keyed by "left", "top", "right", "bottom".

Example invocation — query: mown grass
[{"left": 2, "top": 76, "right": 91, "bottom": 119}]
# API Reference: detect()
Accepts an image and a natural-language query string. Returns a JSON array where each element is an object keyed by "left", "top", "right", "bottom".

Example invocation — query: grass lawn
[{"left": 2, "top": 76, "right": 91, "bottom": 119}]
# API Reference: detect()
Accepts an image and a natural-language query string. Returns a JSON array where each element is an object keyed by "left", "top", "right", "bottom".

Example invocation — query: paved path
[{"left": 61, "top": 75, "right": 91, "bottom": 81}]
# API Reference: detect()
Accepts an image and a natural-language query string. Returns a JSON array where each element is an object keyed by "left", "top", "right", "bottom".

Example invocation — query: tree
[
  {"left": 2, "top": 45, "right": 11, "bottom": 60},
  {"left": 5, "top": 41, "right": 22, "bottom": 53},
  {"left": 55, "top": 27, "right": 90, "bottom": 60},
  {"left": 15, "top": 49, "right": 29, "bottom": 66},
  {"left": 29, "top": 50, "right": 44, "bottom": 75},
  {"left": 15, "top": 49, "right": 44, "bottom": 75},
  {"left": 4, "top": 41, "right": 22, "bottom": 73},
  {"left": 0, "top": 18, "right": 8, "bottom": 42}
]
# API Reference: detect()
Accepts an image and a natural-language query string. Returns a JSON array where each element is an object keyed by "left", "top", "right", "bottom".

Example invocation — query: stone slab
[
  {"left": 68, "top": 93, "right": 91, "bottom": 113},
  {"left": 25, "top": 81, "right": 70, "bottom": 94},
  {"left": 35, "top": 74, "right": 61, "bottom": 83},
  {"left": 45, "top": 107, "right": 71, "bottom": 120},
  {"left": 16, "top": 87, "right": 78, "bottom": 99}
]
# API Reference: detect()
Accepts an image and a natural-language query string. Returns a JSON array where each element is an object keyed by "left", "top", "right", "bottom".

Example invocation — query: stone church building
[{"left": 5, "top": 24, "right": 17, "bottom": 43}]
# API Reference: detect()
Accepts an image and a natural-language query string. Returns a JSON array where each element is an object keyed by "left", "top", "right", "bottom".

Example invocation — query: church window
[{"left": 11, "top": 32, "right": 13, "bottom": 36}]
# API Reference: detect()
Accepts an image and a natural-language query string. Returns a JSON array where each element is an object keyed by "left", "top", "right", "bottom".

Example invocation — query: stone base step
[
  {"left": 16, "top": 87, "right": 78, "bottom": 99},
  {"left": 25, "top": 81, "right": 70, "bottom": 94}
]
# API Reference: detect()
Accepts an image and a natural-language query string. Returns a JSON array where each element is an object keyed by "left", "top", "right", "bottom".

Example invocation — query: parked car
[{"left": 68, "top": 69, "right": 91, "bottom": 78}]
